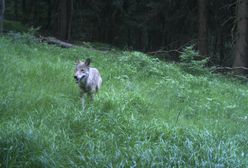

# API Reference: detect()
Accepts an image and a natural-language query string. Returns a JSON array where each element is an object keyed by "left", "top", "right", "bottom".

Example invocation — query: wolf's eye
[{"left": 81, "top": 69, "right": 84, "bottom": 72}]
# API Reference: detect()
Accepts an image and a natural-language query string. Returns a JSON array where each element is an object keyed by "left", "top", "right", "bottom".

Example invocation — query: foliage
[
  {"left": 0, "top": 37, "right": 248, "bottom": 167},
  {"left": 6, "top": 27, "right": 40, "bottom": 44},
  {"left": 179, "top": 45, "right": 209, "bottom": 75},
  {"left": 3, "top": 20, "right": 29, "bottom": 32}
]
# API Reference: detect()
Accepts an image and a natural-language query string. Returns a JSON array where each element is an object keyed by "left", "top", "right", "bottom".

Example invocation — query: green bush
[
  {"left": 7, "top": 27, "right": 40, "bottom": 45},
  {"left": 180, "top": 45, "right": 209, "bottom": 75},
  {"left": 3, "top": 20, "right": 29, "bottom": 32}
]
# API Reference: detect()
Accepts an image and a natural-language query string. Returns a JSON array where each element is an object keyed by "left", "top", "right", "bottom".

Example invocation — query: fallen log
[
  {"left": 211, "top": 66, "right": 248, "bottom": 81},
  {"left": 211, "top": 66, "right": 248, "bottom": 73},
  {"left": 40, "top": 36, "right": 74, "bottom": 48}
]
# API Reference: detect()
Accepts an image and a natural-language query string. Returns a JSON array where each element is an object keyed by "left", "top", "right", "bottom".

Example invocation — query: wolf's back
[{"left": 86, "top": 67, "right": 102, "bottom": 92}]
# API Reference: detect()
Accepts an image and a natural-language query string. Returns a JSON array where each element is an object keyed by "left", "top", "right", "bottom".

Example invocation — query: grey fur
[{"left": 74, "top": 58, "right": 102, "bottom": 110}]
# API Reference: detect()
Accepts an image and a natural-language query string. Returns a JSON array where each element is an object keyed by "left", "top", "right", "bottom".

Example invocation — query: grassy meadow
[{"left": 0, "top": 35, "right": 248, "bottom": 167}]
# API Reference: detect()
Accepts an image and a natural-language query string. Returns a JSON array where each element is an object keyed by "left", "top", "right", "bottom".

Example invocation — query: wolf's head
[{"left": 74, "top": 58, "right": 91, "bottom": 84}]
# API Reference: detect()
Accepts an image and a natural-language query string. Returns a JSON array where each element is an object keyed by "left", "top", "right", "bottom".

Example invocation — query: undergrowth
[{"left": 0, "top": 35, "right": 248, "bottom": 167}]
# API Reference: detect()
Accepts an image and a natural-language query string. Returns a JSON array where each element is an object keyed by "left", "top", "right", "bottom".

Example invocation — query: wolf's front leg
[
  {"left": 81, "top": 94, "right": 86, "bottom": 111},
  {"left": 89, "top": 93, "right": 95, "bottom": 102},
  {"left": 87, "top": 93, "right": 95, "bottom": 110}
]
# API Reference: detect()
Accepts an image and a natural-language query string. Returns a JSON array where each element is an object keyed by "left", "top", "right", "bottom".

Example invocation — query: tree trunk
[
  {"left": 14, "top": 0, "right": 18, "bottom": 20},
  {"left": 58, "top": 0, "right": 67, "bottom": 40},
  {"left": 46, "top": 0, "right": 52, "bottom": 29},
  {"left": 198, "top": 0, "right": 208, "bottom": 57},
  {"left": 57, "top": 0, "right": 73, "bottom": 41},
  {"left": 219, "top": 32, "right": 224, "bottom": 66},
  {"left": 233, "top": 0, "right": 248, "bottom": 74},
  {"left": 22, "top": 0, "right": 27, "bottom": 22},
  {"left": 32, "top": 0, "right": 38, "bottom": 25},
  {"left": 0, "top": 0, "right": 4, "bottom": 34},
  {"left": 67, "top": 0, "right": 73, "bottom": 41}
]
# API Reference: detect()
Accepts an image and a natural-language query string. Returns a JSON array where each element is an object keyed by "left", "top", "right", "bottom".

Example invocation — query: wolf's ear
[{"left": 85, "top": 58, "right": 91, "bottom": 66}]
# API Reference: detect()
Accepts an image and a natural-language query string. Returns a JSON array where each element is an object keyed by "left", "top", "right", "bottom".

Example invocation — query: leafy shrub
[
  {"left": 7, "top": 27, "right": 40, "bottom": 45},
  {"left": 119, "top": 51, "right": 164, "bottom": 76},
  {"left": 3, "top": 20, "right": 29, "bottom": 32},
  {"left": 180, "top": 45, "right": 209, "bottom": 75}
]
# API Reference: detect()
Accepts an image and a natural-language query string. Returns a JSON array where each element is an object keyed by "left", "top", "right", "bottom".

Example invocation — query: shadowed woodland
[{"left": 1, "top": 0, "right": 247, "bottom": 74}]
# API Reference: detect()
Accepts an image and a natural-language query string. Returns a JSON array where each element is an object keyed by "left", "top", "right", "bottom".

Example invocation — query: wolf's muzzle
[
  {"left": 74, "top": 76, "right": 79, "bottom": 83},
  {"left": 74, "top": 75, "right": 86, "bottom": 83}
]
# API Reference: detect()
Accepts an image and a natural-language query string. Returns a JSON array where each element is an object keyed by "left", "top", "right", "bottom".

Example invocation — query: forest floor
[{"left": 0, "top": 36, "right": 248, "bottom": 167}]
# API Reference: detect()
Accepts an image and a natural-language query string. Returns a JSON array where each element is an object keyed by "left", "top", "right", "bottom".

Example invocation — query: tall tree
[
  {"left": 198, "top": 0, "right": 208, "bottom": 57},
  {"left": 57, "top": 0, "right": 73, "bottom": 41},
  {"left": 14, "top": 0, "right": 18, "bottom": 19},
  {"left": 22, "top": 0, "right": 27, "bottom": 22},
  {"left": 0, "top": 0, "right": 4, "bottom": 34},
  {"left": 233, "top": 0, "right": 248, "bottom": 73}
]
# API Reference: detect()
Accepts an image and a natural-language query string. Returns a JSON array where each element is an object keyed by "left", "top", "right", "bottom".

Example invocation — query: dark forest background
[{"left": 1, "top": 0, "right": 248, "bottom": 74}]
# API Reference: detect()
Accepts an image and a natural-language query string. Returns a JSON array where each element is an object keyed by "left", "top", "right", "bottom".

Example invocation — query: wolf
[{"left": 74, "top": 58, "right": 102, "bottom": 110}]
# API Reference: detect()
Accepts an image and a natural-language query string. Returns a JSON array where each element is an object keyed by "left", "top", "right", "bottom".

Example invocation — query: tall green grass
[{"left": 0, "top": 36, "right": 248, "bottom": 167}]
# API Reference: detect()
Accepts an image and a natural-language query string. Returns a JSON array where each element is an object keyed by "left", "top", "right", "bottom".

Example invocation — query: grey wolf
[{"left": 74, "top": 58, "right": 102, "bottom": 110}]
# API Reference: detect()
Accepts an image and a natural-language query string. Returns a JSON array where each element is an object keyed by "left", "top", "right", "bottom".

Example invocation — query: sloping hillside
[{"left": 0, "top": 36, "right": 248, "bottom": 167}]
